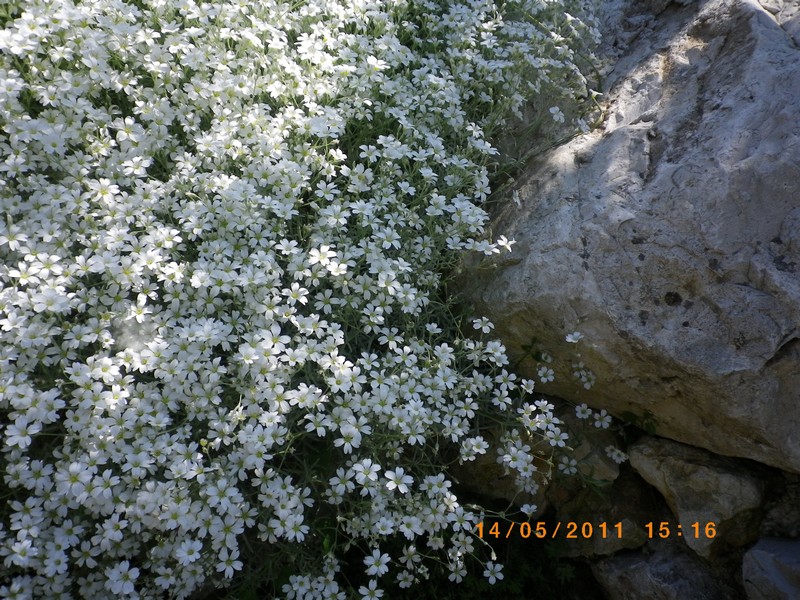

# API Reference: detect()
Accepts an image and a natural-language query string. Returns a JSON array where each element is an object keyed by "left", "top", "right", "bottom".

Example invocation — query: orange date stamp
[{"left": 474, "top": 520, "right": 718, "bottom": 540}]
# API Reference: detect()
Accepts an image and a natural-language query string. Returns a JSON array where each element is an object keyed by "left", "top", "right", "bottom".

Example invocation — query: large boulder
[
  {"left": 592, "top": 542, "right": 740, "bottom": 600},
  {"left": 742, "top": 538, "right": 800, "bottom": 600},
  {"left": 628, "top": 436, "right": 764, "bottom": 559},
  {"left": 463, "top": 0, "right": 800, "bottom": 473}
]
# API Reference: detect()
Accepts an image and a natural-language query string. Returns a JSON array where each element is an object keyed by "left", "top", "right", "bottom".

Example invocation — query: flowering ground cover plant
[{"left": 0, "top": 0, "right": 599, "bottom": 597}]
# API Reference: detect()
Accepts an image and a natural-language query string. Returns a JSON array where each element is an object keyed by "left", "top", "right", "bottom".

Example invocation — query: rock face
[
  {"left": 592, "top": 542, "right": 740, "bottom": 600},
  {"left": 457, "top": 0, "right": 800, "bottom": 597},
  {"left": 465, "top": 0, "right": 800, "bottom": 474},
  {"left": 742, "top": 538, "right": 800, "bottom": 600}
]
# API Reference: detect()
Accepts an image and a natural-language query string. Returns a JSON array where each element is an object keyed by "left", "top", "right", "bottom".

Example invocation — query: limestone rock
[
  {"left": 464, "top": 0, "right": 800, "bottom": 473},
  {"left": 757, "top": 0, "right": 800, "bottom": 45},
  {"left": 592, "top": 542, "right": 740, "bottom": 600},
  {"left": 742, "top": 538, "right": 800, "bottom": 600},
  {"left": 629, "top": 437, "right": 764, "bottom": 559}
]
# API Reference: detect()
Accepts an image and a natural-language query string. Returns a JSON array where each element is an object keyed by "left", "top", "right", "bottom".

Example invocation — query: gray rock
[
  {"left": 592, "top": 542, "right": 740, "bottom": 600},
  {"left": 464, "top": 0, "right": 800, "bottom": 473},
  {"left": 742, "top": 538, "right": 800, "bottom": 600},
  {"left": 629, "top": 436, "right": 764, "bottom": 558},
  {"left": 757, "top": 0, "right": 800, "bottom": 46}
]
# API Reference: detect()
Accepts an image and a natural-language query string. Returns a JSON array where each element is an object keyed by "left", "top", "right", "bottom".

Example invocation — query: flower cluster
[{"left": 0, "top": 0, "right": 598, "bottom": 597}]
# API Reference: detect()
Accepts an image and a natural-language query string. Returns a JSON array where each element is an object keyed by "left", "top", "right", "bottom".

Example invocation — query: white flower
[
  {"left": 606, "top": 445, "right": 628, "bottom": 464},
  {"left": 359, "top": 579, "right": 383, "bottom": 600},
  {"left": 397, "top": 570, "right": 415, "bottom": 588},
  {"left": 308, "top": 245, "right": 337, "bottom": 266},
  {"left": 175, "top": 539, "right": 203, "bottom": 566},
  {"left": 565, "top": 331, "right": 583, "bottom": 343},
  {"left": 106, "top": 560, "right": 139, "bottom": 595},
  {"left": 352, "top": 459, "right": 381, "bottom": 485},
  {"left": 334, "top": 422, "right": 362, "bottom": 453},
  {"left": 575, "top": 403, "right": 592, "bottom": 419},
  {"left": 9, "top": 538, "right": 38, "bottom": 567},
  {"left": 546, "top": 427, "right": 568, "bottom": 447},
  {"left": 385, "top": 468, "right": 413, "bottom": 494},
  {"left": 4, "top": 417, "right": 40, "bottom": 449},
  {"left": 216, "top": 548, "right": 243, "bottom": 579},
  {"left": 558, "top": 455, "right": 578, "bottom": 475},
  {"left": 364, "top": 549, "right": 390, "bottom": 576},
  {"left": 594, "top": 409, "right": 613, "bottom": 429},
  {"left": 472, "top": 317, "right": 493, "bottom": 333},
  {"left": 496, "top": 235, "right": 516, "bottom": 252},
  {"left": 483, "top": 561, "right": 504, "bottom": 584},
  {"left": 31, "top": 287, "right": 70, "bottom": 313},
  {"left": 537, "top": 366, "right": 555, "bottom": 383}
]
